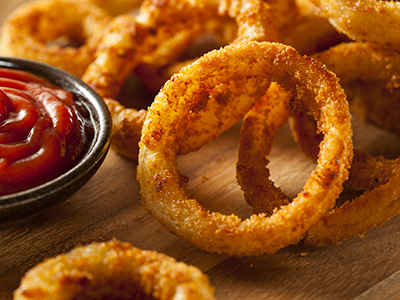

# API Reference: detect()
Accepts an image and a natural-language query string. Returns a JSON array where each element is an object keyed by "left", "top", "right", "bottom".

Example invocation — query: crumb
[
  {"left": 300, "top": 252, "right": 308, "bottom": 257},
  {"left": 201, "top": 176, "right": 209, "bottom": 183}
]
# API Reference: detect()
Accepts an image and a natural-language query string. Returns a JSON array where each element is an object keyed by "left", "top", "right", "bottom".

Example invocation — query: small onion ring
[
  {"left": 137, "top": 41, "right": 353, "bottom": 256},
  {"left": 0, "top": 0, "right": 112, "bottom": 78},
  {"left": 242, "top": 94, "right": 400, "bottom": 246},
  {"left": 13, "top": 239, "right": 215, "bottom": 300}
]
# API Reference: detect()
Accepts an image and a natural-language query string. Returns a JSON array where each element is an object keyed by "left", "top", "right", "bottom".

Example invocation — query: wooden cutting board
[{"left": 2, "top": 1, "right": 400, "bottom": 299}]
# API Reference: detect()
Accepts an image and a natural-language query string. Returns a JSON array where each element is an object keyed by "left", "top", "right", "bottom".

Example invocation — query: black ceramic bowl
[{"left": 0, "top": 57, "right": 112, "bottom": 226}]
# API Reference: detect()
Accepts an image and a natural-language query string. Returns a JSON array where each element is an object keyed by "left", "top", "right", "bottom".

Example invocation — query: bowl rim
[{"left": 0, "top": 57, "right": 112, "bottom": 209}]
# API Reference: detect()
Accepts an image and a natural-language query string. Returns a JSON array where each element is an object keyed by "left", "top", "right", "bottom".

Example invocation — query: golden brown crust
[{"left": 13, "top": 239, "right": 215, "bottom": 300}]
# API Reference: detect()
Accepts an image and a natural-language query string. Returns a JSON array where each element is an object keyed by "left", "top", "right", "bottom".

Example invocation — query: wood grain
[{"left": 1, "top": 1, "right": 400, "bottom": 299}]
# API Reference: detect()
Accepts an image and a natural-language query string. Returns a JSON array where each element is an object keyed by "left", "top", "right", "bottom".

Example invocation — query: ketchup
[{"left": 0, "top": 68, "right": 93, "bottom": 196}]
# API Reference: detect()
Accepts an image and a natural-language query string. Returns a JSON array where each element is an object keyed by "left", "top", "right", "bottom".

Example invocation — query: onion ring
[
  {"left": 13, "top": 239, "right": 215, "bottom": 300},
  {"left": 137, "top": 41, "right": 353, "bottom": 256},
  {"left": 0, "top": 0, "right": 112, "bottom": 78},
  {"left": 308, "top": 0, "right": 400, "bottom": 45},
  {"left": 82, "top": 0, "right": 281, "bottom": 99},
  {"left": 237, "top": 44, "right": 400, "bottom": 245}
]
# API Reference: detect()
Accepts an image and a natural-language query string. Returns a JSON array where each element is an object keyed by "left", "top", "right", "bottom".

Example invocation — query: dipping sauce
[{"left": 0, "top": 68, "right": 93, "bottom": 196}]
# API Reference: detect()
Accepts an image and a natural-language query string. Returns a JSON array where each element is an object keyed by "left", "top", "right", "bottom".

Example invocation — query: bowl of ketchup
[{"left": 0, "top": 57, "right": 112, "bottom": 226}]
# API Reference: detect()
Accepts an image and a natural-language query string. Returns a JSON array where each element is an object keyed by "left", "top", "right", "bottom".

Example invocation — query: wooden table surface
[{"left": 2, "top": 1, "right": 400, "bottom": 299}]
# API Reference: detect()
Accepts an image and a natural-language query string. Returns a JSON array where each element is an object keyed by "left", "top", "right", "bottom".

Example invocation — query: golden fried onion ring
[
  {"left": 82, "top": 0, "right": 281, "bottom": 99},
  {"left": 137, "top": 41, "right": 353, "bottom": 256},
  {"left": 237, "top": 43, "right": 400, "bottom": 245},
  {"left": 0, "top": 0, "right": 112, "bottom": 78},
  {"left": 13, "top": 239, "right": 215, "bottom": 300},
  {"left": 308, "top": 0, "right": 400, "bottom": 45},
  {"left": 242, "top": 94, "right": 400, "bottom": 246},
  {"left": 81, "top": 0, "right": 281, "bottom": 160}
]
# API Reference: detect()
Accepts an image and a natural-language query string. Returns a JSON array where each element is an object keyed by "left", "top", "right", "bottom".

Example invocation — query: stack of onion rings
[
  {"left": 238, "top": 40, "right": 400, "bottom": 246},
  {"left": 0, "top": 0, "right": 346, "bottom": 160}
]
